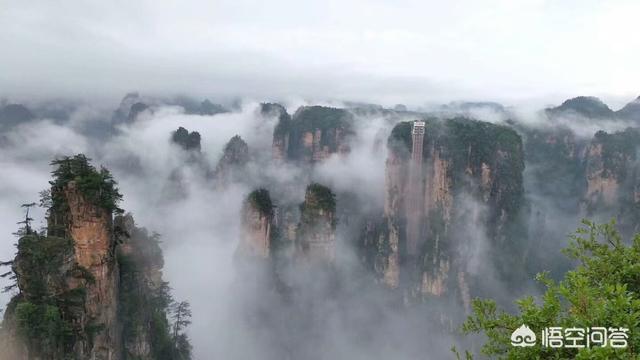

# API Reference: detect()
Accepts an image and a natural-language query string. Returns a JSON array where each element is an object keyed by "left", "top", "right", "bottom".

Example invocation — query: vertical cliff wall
[
  {"left": 236, "top": 183, "right": 338, "bottom": 282},
  {"left": 115, "top": 214, "right": 175, "bottom": 360},
  {"left": 297, "top": 184, "right": 337, "bottom": 263},
  {"left": 373, "top": 118, "right": 525, "bottom": 305},
  {"left": 236, "top": 189, "right": 274, "bottom": 259},
  {"left": 582, "top": 128, "right": 640, "bottom": 235},
  {"left": 1, "top": 155, "right": 188, "bottom": 360},
  {"left": 271, "top": 106, "right": 354, "bottom": 164},
  {"left": 63, "top": 181, "right": 120, "bottom": 359},
  {"left": 1, "top": 155, "right": 124, "bottom": 360}
]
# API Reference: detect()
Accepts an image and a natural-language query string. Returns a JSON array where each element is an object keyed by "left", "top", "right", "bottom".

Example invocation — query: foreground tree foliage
[{"left": 458, "top": 220, "right": 640, "bottom": 359}]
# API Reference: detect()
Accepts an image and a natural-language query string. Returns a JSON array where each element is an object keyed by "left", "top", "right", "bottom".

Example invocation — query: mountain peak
[
  {"left": 616, "top": 95, "right": 640, "bottom": 120},
  {"left": 547, "top": 96, "right": 614, "bottom": 118}
]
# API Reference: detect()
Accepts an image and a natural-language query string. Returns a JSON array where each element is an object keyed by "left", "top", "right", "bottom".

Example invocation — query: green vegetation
[
  {"left": 592, "top": 128, "right": 640, "bottom": 181},
  {"left": 273, "top": 106, "right": 354, "bottom": 160},
  {"left": 116, "top": 217, "right": 192, "bottom": 360},
  {"left": 262, "top": 103, "right": 291, "bottom": 135},
  {"left": 0, "top": 161, "right": 122, "bottom": 357},
  {"left": 299, "top": 183, "right": 337, "bottom": 230},
  {"left": 388, "top": 121, "right": 413, "bottom": 158},
  {"left": 458, "top": 220, "right": 640, "bottom": 359},
  {"left": 521, "top": 125, "right": 585, "bottom": 201},
  {"left": 389, "top": 117, "right": 524, "bottom": 216},
  {"left": 49, "top": 154, "right": 124, "bottom": 215},
  {"left": 170, "top": 301, "right": 192, "bottom": 359},
  {"left": 291, "top": 106, "right": 354, "bottom": 133},
  {"left": 14, "top": 302, "right": 72, "bottom": 357},
  {"left": 389, "top": 118, "right": 526, "bottom": 294},
  {"left": 304, "top": 183, "right": 336, "bottom": 213},
  {"left": 442, "top": 118, "right": 524, "bottom": 215},
  {"left": 15, "top": 234, "right": 74, "bottom": 297},
  {"left": 4, "top": 230, "right": 80, "bottom": 357},
  {"left": 247, "top": 189, "right": 273, "bottom": 216},
  {"left": 1, "top": 157, "right": 192, "bottom": 359},
  {"left": 547, "top": 96, "right": 615, "bottom": 119}
]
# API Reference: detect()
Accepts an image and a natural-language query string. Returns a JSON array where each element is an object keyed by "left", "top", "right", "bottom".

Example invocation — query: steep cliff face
[
  {"left": 115, "top": 215, "right": 175, "bottom": 360},
  {"left": 271, "top": 106, "right": 353, "bottom": 164},
  {"left": 236, "top": 184, "right": 337, "bottom": 264},
  {"left": 1, "top": 156, "right": 123, "bottom": 360},
  {"left": 297, "top": 184, "right": 337, "bottom": 262},
  {"left": 213, "top": 135, "right": 249, "bottom": 187},
  {"left": 583, "top": 128, "right": 640, "bottom": 233},
  {"left": 520, "top": 126, "right": 585, "bottom": 206},
  {"left": 63, "top": 181, "right": 120, "bottom": 359},
  {"left": 0, "top": 155, "right": 189, "bottom": 360},
  {"left": 373, "top": 118, "right": 524, "bottom": 304},
  {"left": 236, "top": 189, "right": 274, "bottom": 259},
  {"left": 262, "top": 103, "right": 292, "bottom": 162}
]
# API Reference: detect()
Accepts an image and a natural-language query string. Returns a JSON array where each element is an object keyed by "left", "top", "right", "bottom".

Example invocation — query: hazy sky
[{"left": 1, "top": 0, "right": 638, "bottom": 106}]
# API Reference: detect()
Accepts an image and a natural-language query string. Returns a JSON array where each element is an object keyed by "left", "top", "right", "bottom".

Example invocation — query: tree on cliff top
[
  {"left": 304, "top": 183, "right": 336, "bottom": 213},
  {"left": 457, "top": 220, "right": 640, "bottom": 359},
  {"left": 247, "top": 188, "right": 273, "bottom": 216},
  {"left": 49, "top": 154, "right": 123, "bottom": 214}
]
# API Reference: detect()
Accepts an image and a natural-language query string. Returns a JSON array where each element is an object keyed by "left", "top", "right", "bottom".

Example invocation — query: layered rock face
[
  {"left": 374, "top": 118, "right": 524, "bottom": 304},
  {"left": 236, "top": 189, "right": 274, "bottom": 259},
  {"left": 1, "top": 155, "right": 185, "bottom": 360},
  {"left": 297, "top": 184, "right": 337, "bottom": 262},
  {"left": 1, "top": 178, "right": 121, "bottom": 359},
  {"left": 271, "top": 105, "right": 353, "bottom": 163},
  {"left": 62, "top": 181, "right": 120, "bottom": 359},
  {"left": 236, "top": 184, "right": 337, "bottom": 264},
  {"left": 582, "top": 128, "right": 640, "bottom": 234}
]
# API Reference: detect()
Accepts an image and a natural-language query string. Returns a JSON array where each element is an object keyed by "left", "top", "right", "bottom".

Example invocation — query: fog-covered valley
[{"left": 1, "top": 93, "right": 639, "bottom": 359}]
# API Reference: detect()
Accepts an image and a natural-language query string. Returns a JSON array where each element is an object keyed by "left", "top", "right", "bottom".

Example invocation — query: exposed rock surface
[
  {"left": 297, "top": 184, "right": 337, "bottom": 262},
  {"left": 372, "top": 118, "right": 525, "bottom": 305},
  {"left": 236, "top": 189, "right": 274, "bottom": 259},
  {"left": 271, "top": 105, "right": 353, "bottom": 163},
  {"left": 63, "top": 181, "right": 120, "bottom": 359},
  {"left": 236, "top": 184, "right": 337, "bottom": 264},
  {"left": 582, "top": 128, "right": 640, "bottom": 234},
  {"left": 214, "top": 135, "right": 249, "bottom": 186},
  {"left": 0, "top": 156, "right": 185, "bottom": 360}
]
